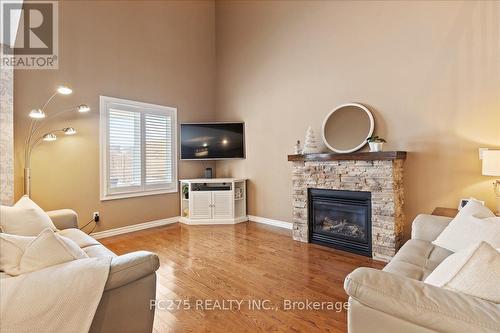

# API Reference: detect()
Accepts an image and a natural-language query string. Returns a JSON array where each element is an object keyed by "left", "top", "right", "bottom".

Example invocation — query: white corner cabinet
[{"left": 179, "top": 178, "right": 248, "bottom": 225}]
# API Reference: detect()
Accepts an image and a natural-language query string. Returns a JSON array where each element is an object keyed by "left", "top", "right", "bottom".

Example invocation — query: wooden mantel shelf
[{"left": 287, "top": 151, "right": 407, "bottom": 162}]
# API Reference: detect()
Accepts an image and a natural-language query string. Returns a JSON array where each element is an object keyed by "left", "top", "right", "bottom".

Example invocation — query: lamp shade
[
  {"left": 29, "top": 109, "right": 46, "bottom": 119},
  {"left": 57, "top": 86, "right": 73, "bottom": 95},
  {"left": 63, "top": 127, "right": 76, "bottom": 135},
  {"left": 42, "top": 133, "right": 57, "bottom": 141},
  {"left": 482, "top": 150, "right": 500, "bottom": 176},
  {"left": 77, "top": 104, "right": 90, "bottom": 113}
]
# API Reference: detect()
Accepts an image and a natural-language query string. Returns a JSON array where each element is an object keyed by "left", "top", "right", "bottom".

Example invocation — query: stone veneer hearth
[{"left": 288, "top": 152, "right": 406, "bottom": 262}]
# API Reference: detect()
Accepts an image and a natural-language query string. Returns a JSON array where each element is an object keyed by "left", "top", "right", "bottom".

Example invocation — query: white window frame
[{"left": 100, "top": 96, "right": 178, "bottom": 201}]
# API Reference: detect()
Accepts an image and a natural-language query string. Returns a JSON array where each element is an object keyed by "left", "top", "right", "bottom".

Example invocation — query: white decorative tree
[{"left": 302, "top": 126, "right": 320, "bottom": 154}]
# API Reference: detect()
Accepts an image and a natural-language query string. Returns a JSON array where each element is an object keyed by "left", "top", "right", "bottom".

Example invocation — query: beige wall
[
  {"left": 13, "top": 1, "right": 500, "bottom": 236},
  {"left": 14, "top": 1, "right": 216, "bottom": 231},
  {"left": 215, "top": 0, "right": 500, "bottom": 237}
]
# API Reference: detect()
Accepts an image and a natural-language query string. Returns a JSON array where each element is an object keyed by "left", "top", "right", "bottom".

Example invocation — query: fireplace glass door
[
  {"left": 312, "top": 201, "right": 368, "bottom": 243},
  {"left": 308, "top": 188, "right": 372, "bottom": 257}
]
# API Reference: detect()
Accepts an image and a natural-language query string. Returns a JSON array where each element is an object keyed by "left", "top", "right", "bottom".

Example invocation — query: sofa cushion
[
  {"left": 55, "top": 229, "right": 116, "bottom": 258},
  {"left": 425, "top": 245, "right": 453, "bottom": 273},
  {"left": 383, "top": 260, "right": 423, "bottom": 280},
  {"left": 84, "top": 244, "right": 117, "bottom": 258},
  {"left": 383, "top": 239, "right": 452, "bottom": 281},
  {"left": 57, "top": 228, "right": 101, "bottom": 248}
]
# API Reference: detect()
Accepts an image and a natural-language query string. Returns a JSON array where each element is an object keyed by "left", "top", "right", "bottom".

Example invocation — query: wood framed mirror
[{"left": 321, "top": 103, "right": 374, "bottom": 154}]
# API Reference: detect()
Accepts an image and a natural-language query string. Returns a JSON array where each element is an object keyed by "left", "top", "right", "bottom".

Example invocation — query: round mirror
[{"left": 322, "top": 103, "right": 374, "bottom": 153}]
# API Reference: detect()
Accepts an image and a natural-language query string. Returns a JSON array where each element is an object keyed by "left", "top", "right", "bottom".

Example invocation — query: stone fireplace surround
[{"left": 288, "top": 151, "right": 406, "bottom": 262}]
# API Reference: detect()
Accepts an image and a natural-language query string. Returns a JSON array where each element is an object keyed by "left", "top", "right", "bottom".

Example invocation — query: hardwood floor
[{"left": 100, "top": 221, "right": 384, "bottom": 333}]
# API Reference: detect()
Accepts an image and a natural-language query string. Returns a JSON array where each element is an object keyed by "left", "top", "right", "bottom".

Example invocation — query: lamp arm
[
  {"left": 26, "top": 91, "right": 58, "bottom": 153},
  {"left": 24, "top": 106, "right": 78, "bottom": 167},
  {"left": 26, "top": 137, "right": 44, "bottom": 168},
  {"left": 24, "top": 91, "right": 58, "bottom": 166},
  {"left": 40, "top": 91, "right": 59, "bottom": 111},
  {"left": 26, "top": 129, "right": 64, "bottom": 168},
  {"left": 46, "top": 106, "right": 78, "bottom": 119},
  {"left": 30, "top": 106, "right": 77, "bottom": 137}
]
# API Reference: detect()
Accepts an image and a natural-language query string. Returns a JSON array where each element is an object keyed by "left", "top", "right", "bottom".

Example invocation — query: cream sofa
[
  {"left": 344, "top": 214, "right": 500, "bottom": 333},
  {"left": 46, "top": 209, "right": 160, "bottom": 333}
]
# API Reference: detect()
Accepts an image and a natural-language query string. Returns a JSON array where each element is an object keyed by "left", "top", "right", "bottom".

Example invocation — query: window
[{"left": 100, "top": 96, "right": 177, "bottom": 200}]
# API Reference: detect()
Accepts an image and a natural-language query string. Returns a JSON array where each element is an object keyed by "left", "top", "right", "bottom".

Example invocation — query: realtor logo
[{"left": 1, "top": 1, "right": 58, "bottom": 69}]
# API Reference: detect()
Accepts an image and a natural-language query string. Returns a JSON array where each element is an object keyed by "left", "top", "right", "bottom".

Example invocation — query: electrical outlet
[{"left": 93, "top": 212, "right": 100, "bottom": 223}]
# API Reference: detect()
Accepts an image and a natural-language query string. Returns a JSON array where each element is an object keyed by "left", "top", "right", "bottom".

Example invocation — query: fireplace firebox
[{"left": 308, "top": 188, "right": 372, "bottom": 257}]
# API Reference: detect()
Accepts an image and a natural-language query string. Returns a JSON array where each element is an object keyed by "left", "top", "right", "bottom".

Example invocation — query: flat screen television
[{"left": 180, "top": 122, "right": 245, "bottom": 160}]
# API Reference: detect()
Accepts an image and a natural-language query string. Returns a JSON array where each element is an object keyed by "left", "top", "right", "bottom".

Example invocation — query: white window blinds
[
  {"left": 108, "top": 109, "right": 142, "bottom": 190},
  {"left": 145, "top": 114, "right": 173, "bottom": 186},
  {"left": 100, "top": 96, "right": 177, "bottom": 200}
]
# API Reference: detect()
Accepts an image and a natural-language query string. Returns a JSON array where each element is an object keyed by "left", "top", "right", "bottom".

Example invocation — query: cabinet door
[
  {"left": 212, "top": 192, "right": 234, "bottom": 219},
  {"left": 190, "top": 192, "right": 212, "bottom": 219}
]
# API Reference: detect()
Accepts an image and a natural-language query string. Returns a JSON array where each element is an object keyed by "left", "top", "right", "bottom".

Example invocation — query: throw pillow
[
  {"left": 0, "top": 196, "right": 57, "bottom": 236},
  {"left": 432, "top": 200, "right": 499, "bottom": 252},
  {"left": 0, "top": 228, "right": 88, "bottom": 276},
  {"left": 0, "top": 234, "right": 33, "bottom": 274},
  {"left": 424, "top": 241, "right": 500, "bottom": 303}
]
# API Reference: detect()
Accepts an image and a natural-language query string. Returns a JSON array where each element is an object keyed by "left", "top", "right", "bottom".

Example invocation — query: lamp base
[{"left": 24, "top": 167, "right": 31, "bottom": 198}]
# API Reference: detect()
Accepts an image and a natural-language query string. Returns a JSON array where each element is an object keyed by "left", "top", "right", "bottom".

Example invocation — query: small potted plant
[
  {"left": 182, "top": 184, "right": 189, "bottom": 199},
  {"left": 366, "top": 136, "right": 387, "bottom": 152}
]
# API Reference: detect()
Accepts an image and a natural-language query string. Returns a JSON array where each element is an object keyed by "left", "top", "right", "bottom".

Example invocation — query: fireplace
[
  {"left": 290, "top": 153, "right": 406, "bottom": 261},
  {"left": 308, "top": 188, "right": 372, "bottom": 257}
]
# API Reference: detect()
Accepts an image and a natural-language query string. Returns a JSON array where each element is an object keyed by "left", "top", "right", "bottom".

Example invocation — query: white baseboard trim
[
  {"left": 91, "top": 216, "right": 180, "bottom": 239},
  {"left": 91, "top": 215, "right": 292, "bottom": 239},
  {"left": 179, "top": 216, "right": 248, "bottom": 225},
  {"left": 248, "top": 215, "right": 292, "bottom": 230}
]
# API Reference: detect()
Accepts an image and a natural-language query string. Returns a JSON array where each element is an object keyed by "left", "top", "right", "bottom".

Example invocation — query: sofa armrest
[
  {"left": 411, "top": 214, "right": 452, "bottom": 242},
  {"left": 345, "top": 267, "right": 500, "bottom": 333},
  {"left": 104, "top": 251, "right": 160, "bottom": 291},
  {"left": 46, "top": 209, "right": 78, "bottom": 230}
]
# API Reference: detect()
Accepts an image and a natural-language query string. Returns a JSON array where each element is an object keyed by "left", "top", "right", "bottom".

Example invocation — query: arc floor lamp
[{"left": 24, "top": 86, "right": 90, "bottom": 197}]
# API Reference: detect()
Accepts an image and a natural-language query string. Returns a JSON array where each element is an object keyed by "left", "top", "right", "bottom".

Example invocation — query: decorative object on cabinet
[
  {"left": 303, "top": 127, "right": 321, "bottom": 154},
  {"left": 182, "top": 184, "right": 189, "bottom": 199},
  {"left": 235, "top": 187, "right": 243, "bottom": 200},
  {"left": 294, "top": 140, "right": 302, "bottom": 154},
  {"left": 322, "top": 103, "right": 374, "bottom": 154},
  {"left": 204, "top": 167, "right": 213, "bottom": 179}
]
